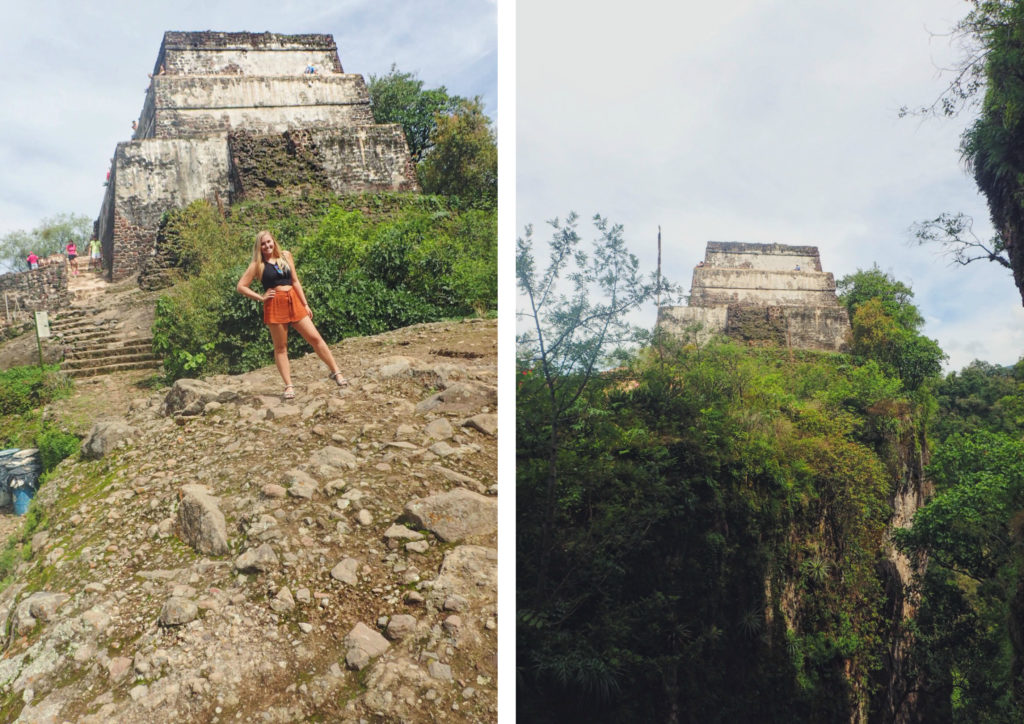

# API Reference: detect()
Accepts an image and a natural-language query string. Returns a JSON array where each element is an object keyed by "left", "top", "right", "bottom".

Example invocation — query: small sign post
[{"left": 34, "top": 311, "right": 49, "bottom": 370}]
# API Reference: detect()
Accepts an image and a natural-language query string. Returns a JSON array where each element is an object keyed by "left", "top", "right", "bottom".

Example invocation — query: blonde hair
[{"left": 253, "top": 230, "right": 289, "bottom": 280}]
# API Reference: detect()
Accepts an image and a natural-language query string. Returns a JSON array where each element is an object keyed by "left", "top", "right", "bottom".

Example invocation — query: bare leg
[
  {"left": 268, "top": 323, "right": 291, "bottom": 386},
  {"left": 291, "top": 316, "right": 341, "bottom": 376}
]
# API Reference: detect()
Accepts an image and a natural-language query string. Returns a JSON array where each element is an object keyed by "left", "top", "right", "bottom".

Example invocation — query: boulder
[
  {"left": 177, "top": 484, "right": 229, "bottom": 555},
  {"left": 402, "top": 488, "right": 497, "bottom": 542},
  {"left": 162, "top": 378, "right": 222, "bottom": 416},
  {"left": 415, "top": 382, "right": 496, "bottom": 414},
  {"left": 159, "top": 596, "right": 198, "bottom": 626},
  {"left": 310, "top": 446, "right": 358, "bottom": 470},
  {"left": 344, "top": 622, "right": 389, "bottom": 670},
  {"left": 80, "top": 420, "right": 137, "bottom": 459}
]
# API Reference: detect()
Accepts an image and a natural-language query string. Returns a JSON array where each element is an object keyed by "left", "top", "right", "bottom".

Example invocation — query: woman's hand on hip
[{"left": 263, "top": 288, "right": 276, "bottom": 302}]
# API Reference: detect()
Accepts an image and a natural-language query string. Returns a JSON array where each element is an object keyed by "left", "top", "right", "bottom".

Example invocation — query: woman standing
[
  {"left": 236, "top": 230, "right": 347, "bottom": 399},
  {"left": 66, "top": 241, "right": 79, "bottom": 276}
]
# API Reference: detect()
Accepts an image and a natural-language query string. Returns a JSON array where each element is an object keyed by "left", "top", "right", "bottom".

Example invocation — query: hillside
[{"left": 0, "top": 310, "right": 497, "bottom": 722}]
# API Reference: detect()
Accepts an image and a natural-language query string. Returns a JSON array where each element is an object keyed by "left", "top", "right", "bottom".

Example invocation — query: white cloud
[{"left": 518, "top": 0, "right": 1021, "bottom": 369}]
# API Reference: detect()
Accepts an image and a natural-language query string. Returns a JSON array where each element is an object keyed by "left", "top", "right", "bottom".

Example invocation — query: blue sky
[
  {"left": 516, "top": 0, "right": 1024, "bottom": 371},
  {"left": 0, "top": 0, "right": 497, "bottom": 243}
]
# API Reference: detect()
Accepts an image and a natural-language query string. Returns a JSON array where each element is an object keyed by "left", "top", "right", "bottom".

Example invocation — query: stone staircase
[{"left": 54, "top": 271, "right": 162, "bottom": 379}]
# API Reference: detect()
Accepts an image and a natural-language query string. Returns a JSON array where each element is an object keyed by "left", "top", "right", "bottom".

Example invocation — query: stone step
[
  {"left": 64, "top": 345, "right": 155, "bottom": 363},
  {"left": 66, "top": 360, "right": 162, "bottom": 379},
  {"left": 62, "top": 350, "right": 160, "bottom": 370},
  {"left": 63, "top": 338, "right": 153, "bottom": 357}
]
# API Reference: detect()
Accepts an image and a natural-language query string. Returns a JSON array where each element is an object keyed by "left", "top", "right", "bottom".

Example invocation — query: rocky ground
[{"left": 0, "top": 281, "right": 498, "bottom": 723}]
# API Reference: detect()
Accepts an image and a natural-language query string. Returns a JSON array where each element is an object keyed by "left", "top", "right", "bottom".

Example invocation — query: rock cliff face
[{"left": 0, "top": 318, "right": 497, "bottom": 722}]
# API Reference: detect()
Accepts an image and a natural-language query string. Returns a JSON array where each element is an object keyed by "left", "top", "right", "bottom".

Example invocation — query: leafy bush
[
  {"left": 0, "top": 366, "right": 71, "bottom": 416},
  {"left": 36, "top": 425, "right": 79, "bottom": 473},
  {"left": 152, "top": 193, "right": 496, "bottom": 381}
]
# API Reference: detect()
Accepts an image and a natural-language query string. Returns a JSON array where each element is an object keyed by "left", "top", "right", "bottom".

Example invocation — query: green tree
[
  {"left": 516, "top": 213, "right": 673, "bottom": 594},
  {"left": 904, "top": 1, "right": 1024, "bottom": 304},
  {"left": 417, "top": 98, "right": 497, "bottom": 209},
  {"left": 896, "top": 429, "right": 1024, "bottom": 721},
  {"left": 838, "top": 267, "right": 946, "bottom": 390},
  {"left": 366, "top": 64, "right": 463, "bottom": 161},
  {"left": 0, "top": 213, "right": 91, "bottom": 272}
]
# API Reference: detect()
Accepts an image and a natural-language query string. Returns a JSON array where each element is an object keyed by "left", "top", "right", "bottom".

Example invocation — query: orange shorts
[{"left": 263, "top": 287, "right": 308, "bottom": 325}]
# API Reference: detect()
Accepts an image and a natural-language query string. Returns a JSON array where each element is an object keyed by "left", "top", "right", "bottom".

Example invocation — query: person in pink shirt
[
  {"left": 27, "top": 253, "right": 38, "bottom": 270},
  {"left": 66, "top": 242, "right": 78, "bottom": 276}
]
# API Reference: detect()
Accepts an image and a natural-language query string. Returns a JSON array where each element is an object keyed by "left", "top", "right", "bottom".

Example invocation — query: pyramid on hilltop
[
  {"left": 96, "top": 31, "right": 419, "bottom": 282},
  {"left": 657, "top": 241, "right": 850, "bottom": 351}
]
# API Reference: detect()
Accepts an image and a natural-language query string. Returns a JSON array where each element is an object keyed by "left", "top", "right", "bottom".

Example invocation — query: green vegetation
[
  {"left": 0, "top": 365, "right": 72, "bottom": 417},
  {"left": 904, "top": 1, "right": 1024, "bottom": 302},
  {"left": 368, "top": 65, "right": 497, "bottom": 210},
  {"left": 517, "top": 215, "right": 1024, "bottom": 721},
  {"left": 367, "top": 65, "right": 464, "bottom": 161},
  {"left": 418, "top": 98, "right": 497, "bottom": 210},
  {"left": 152, "top": 192, "right": 496, "bottom": 381},
  {"left": 518, "top": 339, "right": 916, "bottom": 721}
]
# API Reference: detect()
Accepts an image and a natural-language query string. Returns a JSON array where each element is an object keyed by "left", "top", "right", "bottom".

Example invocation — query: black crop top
[{"left": 261, "top": 260, "right": 293, "bottom": 289}]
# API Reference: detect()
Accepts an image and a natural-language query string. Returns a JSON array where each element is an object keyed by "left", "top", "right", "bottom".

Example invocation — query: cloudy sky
[
  {"left": 0, "top": 0, "right": 496, "bottom": 246},
  {"left": 517, "top": 0, "right": 1024, "bottom": 371}
]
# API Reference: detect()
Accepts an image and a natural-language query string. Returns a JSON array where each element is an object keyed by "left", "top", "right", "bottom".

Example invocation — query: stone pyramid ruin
[
  {"left": 96, "top": 31, "right": 419, "bottom": 282},
  {"left": 657, "top": 242, "right": 850, "bottom": 350}
]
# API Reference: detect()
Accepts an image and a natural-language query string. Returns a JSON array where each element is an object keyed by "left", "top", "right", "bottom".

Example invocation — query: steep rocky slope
[{"left": 0, "top": 318, "right": 497, "bottom": 723}]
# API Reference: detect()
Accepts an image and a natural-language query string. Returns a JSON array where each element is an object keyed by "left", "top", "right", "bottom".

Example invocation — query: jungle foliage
[
  {"left": 518, "top": 222, "right": 1024, "bottom": 720},
  {"left": 518, "top": 339, "right": 917, "bottom": 722},
  {"left": 151, "top": 192, "right": 496, "bottom": 381}
]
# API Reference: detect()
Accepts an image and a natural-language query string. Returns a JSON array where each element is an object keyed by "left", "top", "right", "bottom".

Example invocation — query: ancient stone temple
[
  {"left": 96, "top": 31, "right": 419, "bottom": 282},
  {"left": 657, "top": 242, "right": 850, "bottom": 351}
]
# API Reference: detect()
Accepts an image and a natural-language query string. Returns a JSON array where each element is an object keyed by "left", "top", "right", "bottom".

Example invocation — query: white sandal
[
  {"left": 282, "top": 384, "right": 295, "bottom": 400},
  {"left": 329, "top": 371, "right": 348, "bottom": 387}
]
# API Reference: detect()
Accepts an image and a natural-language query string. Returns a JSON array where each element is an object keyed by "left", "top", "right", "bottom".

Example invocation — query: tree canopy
[
  {"left": 837, "top": 266, "right": 946, "bottom": 391},
  {"left": 417, "top": 98, "right": 497, "bottom": 210},
  {"left": 366, "top": 65, "right": 463, "bottom": 162},
  {"left": 907, "top": 1, "right": 1024, "bottom": 304}
]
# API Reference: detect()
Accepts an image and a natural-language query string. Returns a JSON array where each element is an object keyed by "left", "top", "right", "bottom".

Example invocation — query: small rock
[
  {"left": 462, "top": 414, "right": 497, "bottom": 436},
  {"left": 357, "top": 509, "right": 373, "bottom": 526},
  {"left": 423, "top": 418, "right": 454, "bottom": 441},
  {"left": 385, "top": 614, "right": 417, "bottom": 640},
  {"left": 330, "top": 558, "right": 359, "bottom": 586},
  {"left": 428, "top": 661, "right": 453, "bottom": 681},
  {"left": 262, "top": 484, "right": 286, "bottom": 499},
  {"left": 234, "top": 543, "right": 279, "bottom": 573},
  {"left": 270, "top": 586, "right": 295, "bottom": 613},
  {"left": 159, "top": 596, "right": 199, "bottom": 626}
]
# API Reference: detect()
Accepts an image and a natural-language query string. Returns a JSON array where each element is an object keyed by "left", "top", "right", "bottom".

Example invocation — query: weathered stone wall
[
  {"left": 655, "top": 306, "right": 728, "bottom": 346},
  {"left": 96, "top": 136, "right": 230, "bottom": 281},
  {"left": 0, "top": 264, "right": 69, "bottom": 319},
  {"left": 657, "top": 242, "right": 850, "bottom": 351},
  {"left": 157, "top": 31, "right": 344, "bottom": 76},
  {"left": 783, "top": 306, "right": 850, "bottom": 351},
  {"left": 141, "top": 76, "right": 373, "bottom": 138},
  {"left": 705, "top": 241, "right": 823, "bottom": 271},
  {"left": 228, "top": 127, "right": 419, "bottom": 200},
  {"left": 689, "top": 268, "right": 838, "bottom": 307}
]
